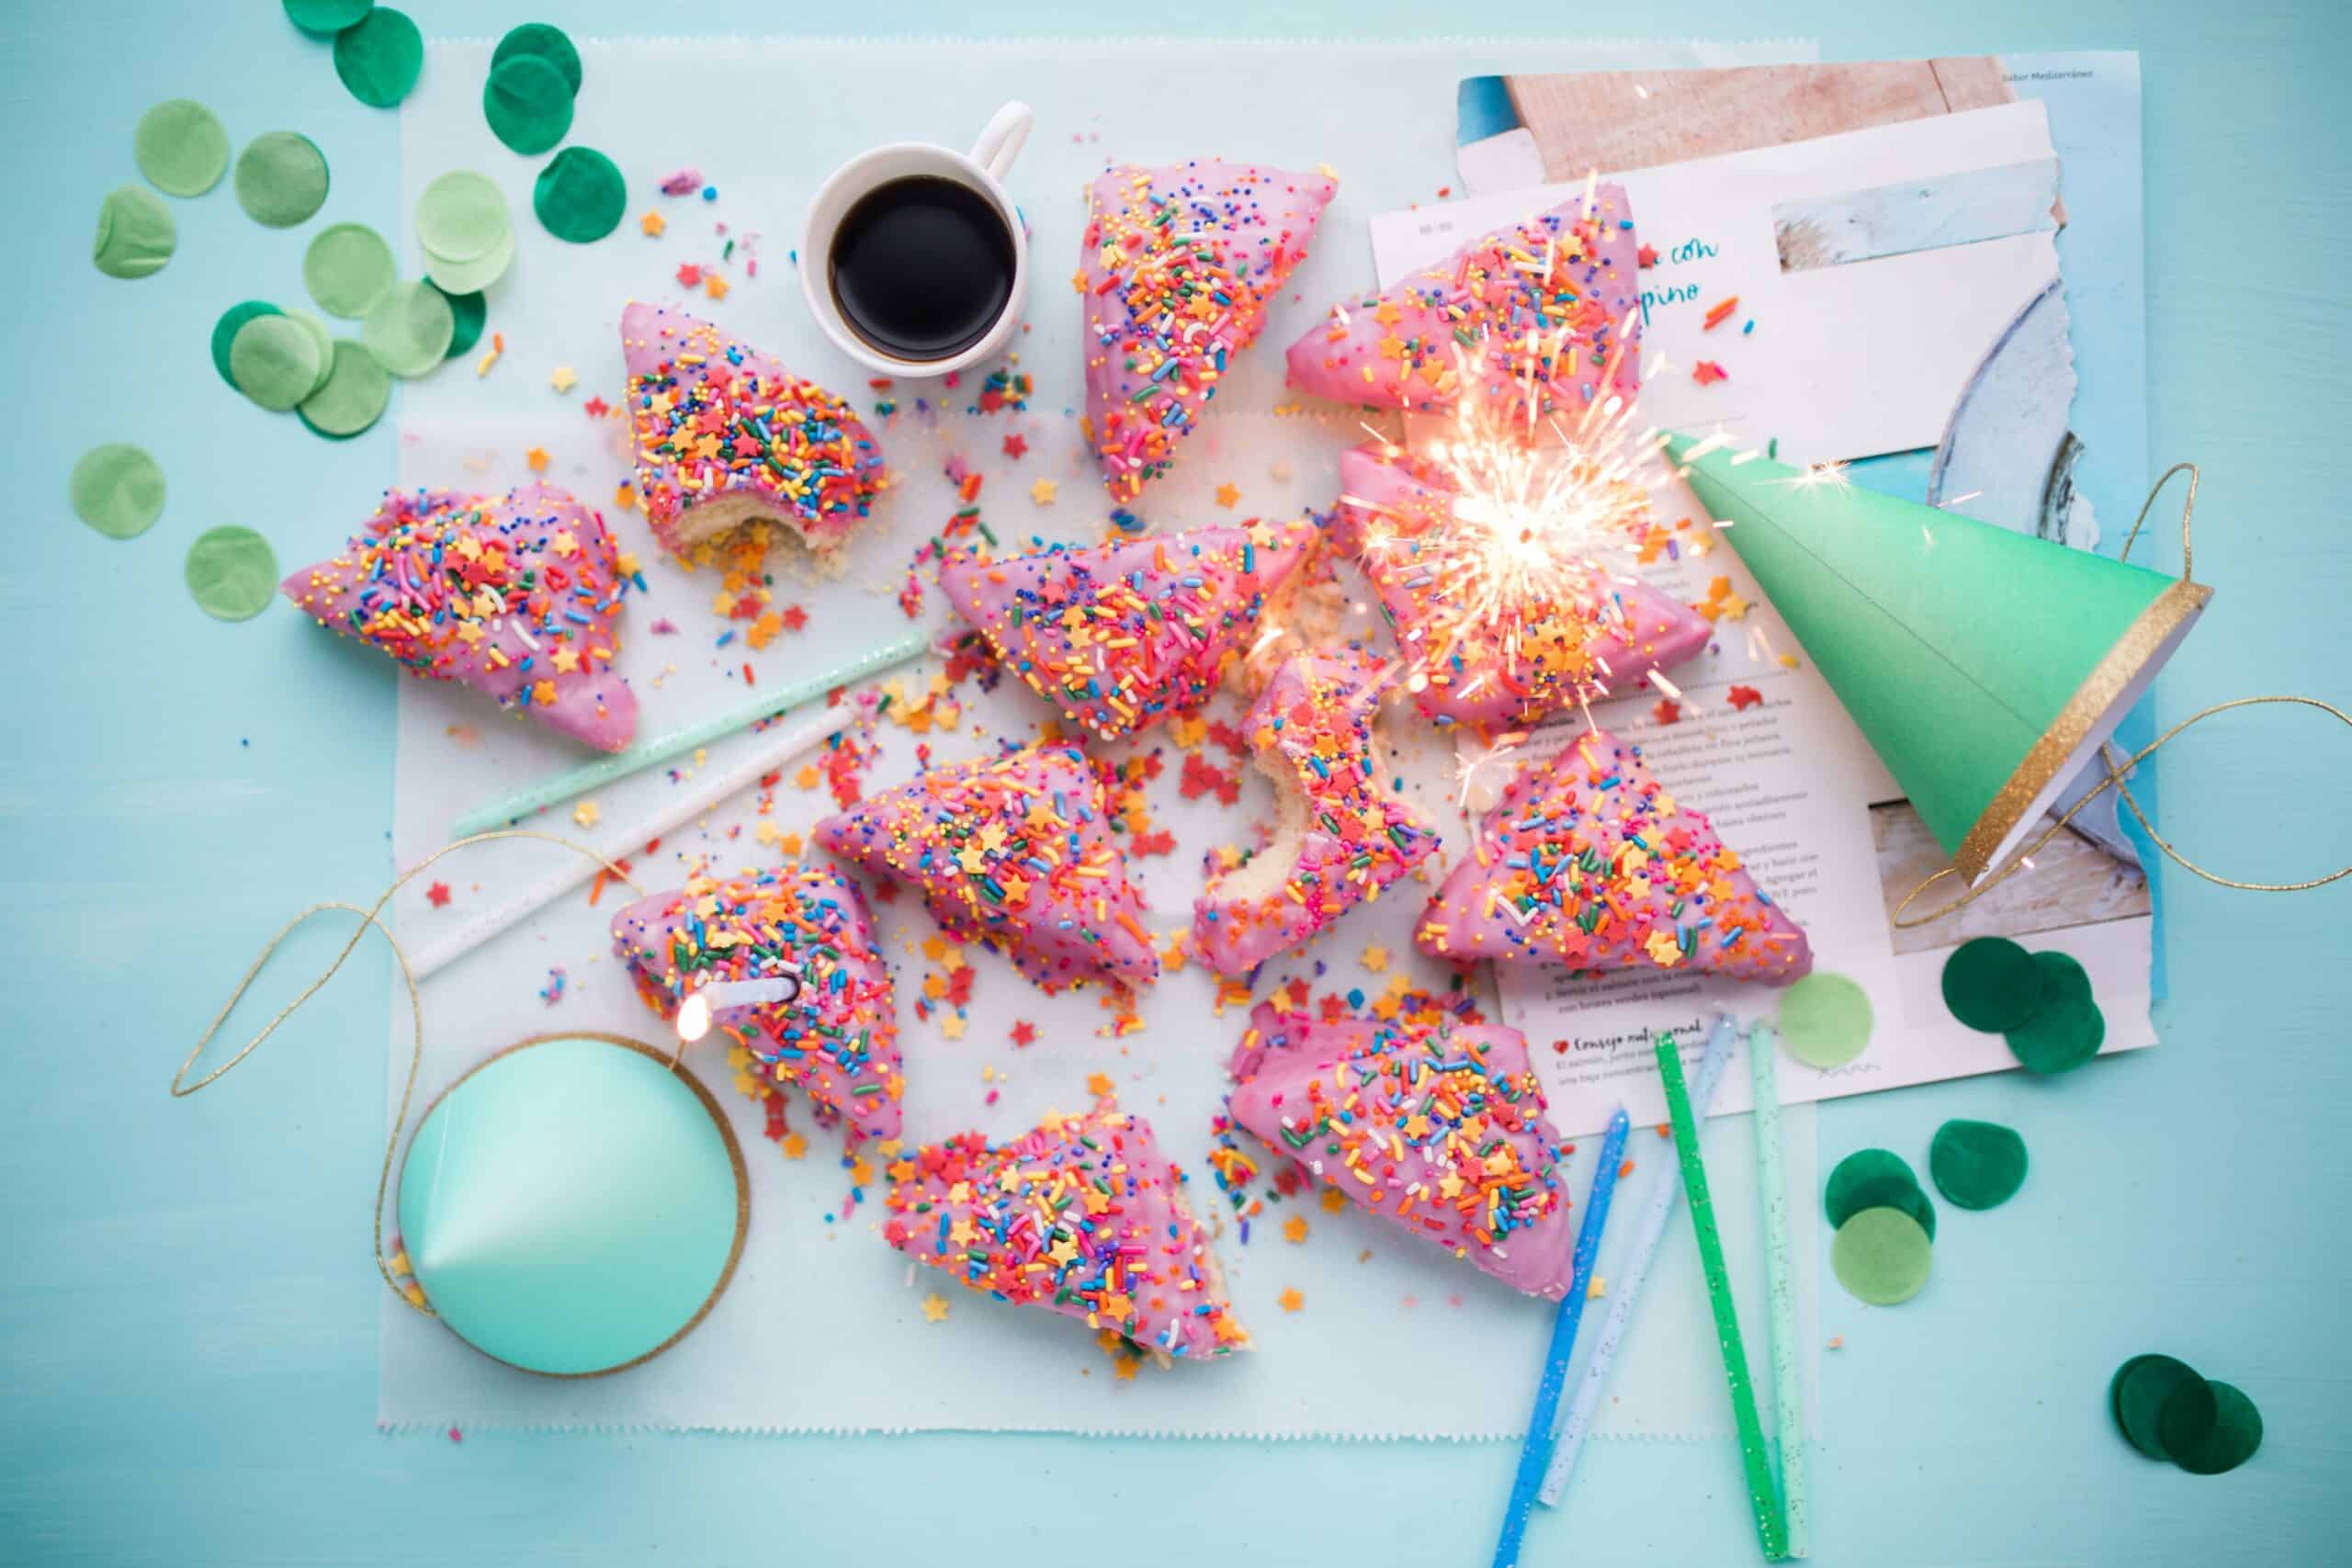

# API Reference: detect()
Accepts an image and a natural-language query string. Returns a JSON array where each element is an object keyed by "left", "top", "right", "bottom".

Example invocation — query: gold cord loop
[{"left": 172, "top": 831, "right": 646, "bottom": 1312}]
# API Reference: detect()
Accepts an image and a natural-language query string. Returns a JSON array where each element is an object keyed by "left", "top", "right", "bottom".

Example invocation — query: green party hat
[{"left": 1667, "top": 434, "right": 2211, "bottom": 884}]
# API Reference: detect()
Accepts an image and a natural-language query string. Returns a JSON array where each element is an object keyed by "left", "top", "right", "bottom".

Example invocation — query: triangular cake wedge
[
  {"left": 938, "top": 515, "right": 1318, "bottom": 741},
  {"left": 1286, "top": 185, "right": 1642, "bottom": 415},
  {"left": 1190, "top": 652, "right": 1442, "bottom": 977},
  {"left": 817, "top": 743, "right": 1160, "bottom": 994},
  {"left": 1226, "top": 1003, "right": 1577, "bottom": 1298},
  {"left": 620, "top": 301, "right": 888, "bottom": 558},
  {"left": 1417, "top": 726, "right": 1812, "bottom": 984},
  {"left": 1081, "top": 161, "right": 1338, "bottom": 502},
  {"left": 281, "top": 482, "right": 638, "bottom": 751},
  {"left": 882, "top": 1096, "right": 1248, "bottom": 1361},
  {"left": 610, "top": 863, "right": 904, "bottom": 1142},
  {"left": 1335, "top": 443, "right": 1710, "bottom": 729}
]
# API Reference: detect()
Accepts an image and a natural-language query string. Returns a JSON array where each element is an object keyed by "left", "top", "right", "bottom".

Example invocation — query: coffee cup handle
[{"left": 968, "top": 101, "right": 1032, "bottom": 183}]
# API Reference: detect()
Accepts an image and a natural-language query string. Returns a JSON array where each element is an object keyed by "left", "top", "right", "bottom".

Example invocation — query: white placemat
[{"left": 381, "top": 34, "right": 1822, "bottom": 1441}]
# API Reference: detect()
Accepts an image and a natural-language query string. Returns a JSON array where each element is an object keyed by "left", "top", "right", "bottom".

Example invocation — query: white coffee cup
[{"left": 799, "top": 102, "right": 1033, "bottom": 378}]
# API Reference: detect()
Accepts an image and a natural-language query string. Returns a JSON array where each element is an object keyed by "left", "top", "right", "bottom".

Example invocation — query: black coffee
[{"left": 829, "top": 175, "right": 1015, "bottom": 362}]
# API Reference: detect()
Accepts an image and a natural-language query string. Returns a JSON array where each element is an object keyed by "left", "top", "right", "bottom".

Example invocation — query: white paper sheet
[
  {"left": 1371, "top": 101, "right": 2063, "bottom": 464},
  {"left": 381, "top": 34, "right": 1824, "bottom": 1441}
]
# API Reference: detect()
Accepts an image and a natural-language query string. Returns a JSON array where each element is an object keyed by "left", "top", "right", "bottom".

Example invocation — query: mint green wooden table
[{"left": 6, "top": 2, "right": 2346, "bottom": 1561}]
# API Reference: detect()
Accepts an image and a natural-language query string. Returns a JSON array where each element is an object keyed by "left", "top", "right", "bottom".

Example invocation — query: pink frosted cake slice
[
  {"left": 817, "top": 743, "right": 1159, "bottom": 994},
  {"left": 883, "top": 1098, "right": 1249, "bottom": 1361},
  {"left": 610, "top": 863, "right": 904, "bottom": 1143},
  {"left": 1287, "top": 185, "right": 1642, "bottom": 416},
  {"left": 280, "top": 482, "right": 638, "bottom": 751},
  {"left": 620, "top": 301, "right": 887, "bottom": 557},
  {"left": 938, "top": 515, "right": 1318, "bottom": 741},
  {"left": 1190, "top": 651, "right": 1442, "bottom": 976},
  {"left": 1225, "top": 1003, "right": 1578, "bottom": 1298},
  {"left": 1417, "top": 726, "right": 1812, "bottom": 985},
  {"left": 1081, "top": 161, "right": 1338, "bottom": 502}
]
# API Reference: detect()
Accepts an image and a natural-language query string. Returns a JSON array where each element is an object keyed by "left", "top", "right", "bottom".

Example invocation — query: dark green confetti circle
[
  {"left": 492, "top": 22, "right": 582, "bottom": 95},
  {"left": 93, "top": 185, "right": 176, "bottom": 278},
  {"left": 2156, "top": 1374, "right": 2222, "bottom": 1461},
  {"left": 70, "top": 445, "right": 166, "bottom": 540},
  {"left": 283, "top": 0, "right": 373, "bottom": 36},
  {"left": 484, "top": 54, "right": 574, "bottom": 155},
  {"left": 1838, "top": 1171, "right": 1936, "bottom": 1241},
  {"left": 234, "top": 132, "right": 331, "bottom": 227},
  {"left": 1825, "top": 1148, "right": 1920, "bottom": 1229},
  {"left": 2171, "top": 1381, "right": 2262, "bottom": 1475},
  {"left": 1941, "top": 936, "right": 2045, "bottom": 1032},
  {"left": 210, "top": 301, "right": 284, "bottom": 387},
  {"left": 186, "top": 526, "right": 279, "bottom": 622},
  {"left": 1929, "top": 1118, "right": 2028, "bottom": 1210},
  {"left": 433, "top": 285, "right": 487, "bottom": 358},
  {"left": 135, "top": 99, "right": 231, "bottom": 197},
  {"left": 2112, "top": 1354, "right": 2205, "bottom": 1461},
  {"left": 333, "top": 6, "right": 423, "bottom": 108},
  {"left": 2005, "top": 950, "right": 2105, "bottom": 1076},
  {"left": 533, "top": 146, "right": 626, "bottom": 243},
  {"left": 1831, "top": 1207, "right": 1932, "bottom": 1306}
]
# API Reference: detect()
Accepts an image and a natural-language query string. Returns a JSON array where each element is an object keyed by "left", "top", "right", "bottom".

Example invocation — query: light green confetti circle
[
  {"left": 186, "top": 526, "right": 279, "bottom": 622},
  {"left": 362, "top": 280, "right": 456, "bottom": 378},
  {"left": 424, "top": 226, "right": 514, "bottom": 295},
  {"left": 1830, "top": 1207, "right": 1932, "bottom": 1306},
  {"left": 93, "top": 185, "right": 176, "bottom": 279},
  {"left": 1777, "top": 971, "right": 1874, "bottom": 1069},
  {"left": 70, "top": 445, "right": 166, "bottom": 539},
  {"left": 282, "top": 308, "right": 338, "bottom": 399},
  {"left": 299, "top": 340, "right": 392, "bottom": 438},
  {"left": 415, "top": 170, "right": 510, "bottom": 263},
  {"left": 229, "top": 313, "right": 324, "bottom": 411},
  {"left": 234, "top": 131, "right": 331, "bottom": 227},
  {"left": 304, "top": 221, "right": 397, "bottom": 317},
  {"left": 134, "top": 99, "right": 230, "bottom": 197},
  {"left": 333, "top": 6, "right": 423, "bottom": 109}
]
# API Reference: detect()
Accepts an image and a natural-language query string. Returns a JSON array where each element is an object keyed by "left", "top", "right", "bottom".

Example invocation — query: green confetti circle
[
  {"left": 234, "top": 131, "right": 331, "bottom": 227},
  {"left": 1928, "top": 1119, "right": 2028, "bottom": 1211},
  {"left": 134, "top": 99, "right": 230, "bottom": 197},
  {"left": 186, "top": 526, "right": 279, "bottom": 622},
  {"left": 93, "top": 185, "right": 176, "bottom": 279},
  {"left": 229, "top": 313, "right": 324, "bottom": 411},
  {"left": 1830, "top": 1207, "right": 1932, "bottom": 1306},
  {"left": 424, "top": 226, "right": 514, "bottom": 295},
  {"left": 534, "top": 146, "right": 627, "bottom": 243},
  {"left": 304, "top": 221, "right": 397, "bottom": 317},
  {"left": 1940, "top": 936, "right": 2045, "bottom": 1032},
  {"left": 210, "top": 301, "right": 283, "bottom": 388},
  {"left": 2111, "top": 1354, "right": 2205, "bottom": 1461},
  {"left": 333, "top": 6, "right": 423, "bottom": 108},
  {"left": 483, "top": 54, "right": 574, "bottom": 155},
  {"left": 298, "top": 339, "right": 392, "bottom": 438},
  {"left": 362, "top": 280, "right": 456, "bottom": 378},
  {"left": 1824, "top": 1147, "right": 1933, "bottom": 1238},
  {"left": 2004, "top": 950, "right": 2105, "bottom": 1076},
  {"left": 281, "top": 309, "right": 339, "bottom": 399},
  {"left": 492, "top": 22, "right": 582, "bottom": 95},
  {"left": 2156, "top": 1373, "right": 2222, "bottom": 1461},
  {"left": 415, "top": 170, "right": 510, "bottom": 262},
  {"left": 283, "top": 0, "right": 373, "bottom": 36},
  {"left": 70, "top": 444, "right": 166, "bottom": 540},
  {"left": 1777, "top": 970, "right": 1873, "bottom": 1068},
  {"left": 434, "top": 285, "right": 487, "bottom": 357},
  {"left": 2170, "top": 1381, "right": 2262, "bottom": 1475}
]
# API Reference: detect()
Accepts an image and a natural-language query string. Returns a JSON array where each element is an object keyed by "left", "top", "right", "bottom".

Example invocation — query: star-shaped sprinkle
[
  {"left": 1030, "top": 477, "right": 1057, "bottom": 505},
  {"left": 1278, "top": 1287, "right": 1305, "bottom": 1314},
  {"left": 1360, "top": 942, "right": 1388, "bottom": 973},
  {"left": 1728, "top": 684, "right": 1765, "bottom": 711},
  {"left": 941, "top": 1015, "right": 966, "bottom": 1041},
  {"left": 424, "top": 881, "right": 452, "bottom": 908},
  {"left": 1283, "top": 1215, "right": 1309, "bottom": 1244},
  {"left": 1691, "top": 360, "right": 1728, "bottom": 386},
  {"left": 582, "top": 395, "right": 610, "bottom": 419},
  {"left": 1086, "top": 1071, "right": 1115, "bottom": 1097},
  {"left": 1652, "top": 697, "right": 1680, "bottom": 726},
  {"left": 639, "top": 210, "right": 666, "bottom": 237},
  {"left": 549, "top": 366, "right": 577, "bottom": 393},
  {"left": 704, "top": 273, "right": 730, "bottom": 300},
  {"left": 675, "top": 263, "right": 703, "bottom": 288},
  {"left": 1001, "top": 433, "right": 1029, "bottom": 459},
  {"left": 525, "top": 446, "right": 550, "bottom": 473},
  {"left": 1320, "top": 1188, "right": 1346, "bottom": 1213},
  {"left": 1011, "top": 1021, "right": 1037, "bottom": 1047},
  {"left": 1637, "top": 243, "right": 1659, "bottom": 268},
  {"left": 780, "top": 1132, "right": 808, "bottom": 1160},
  {"left": 921, "top": 1292, "right": 949, "bottom": 1323},
  {"left": 613, "top": 481, "right": 638, "bottom": 511},
  {"left": 572, "top": 798, "right": 600, "bottom": 828},
  {"left": 1112, "top": 1356, "right": 1139, "bottom": 1381},
  {"left": 1214, "top": 482, "right": 1240, "bottom": 509}
]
